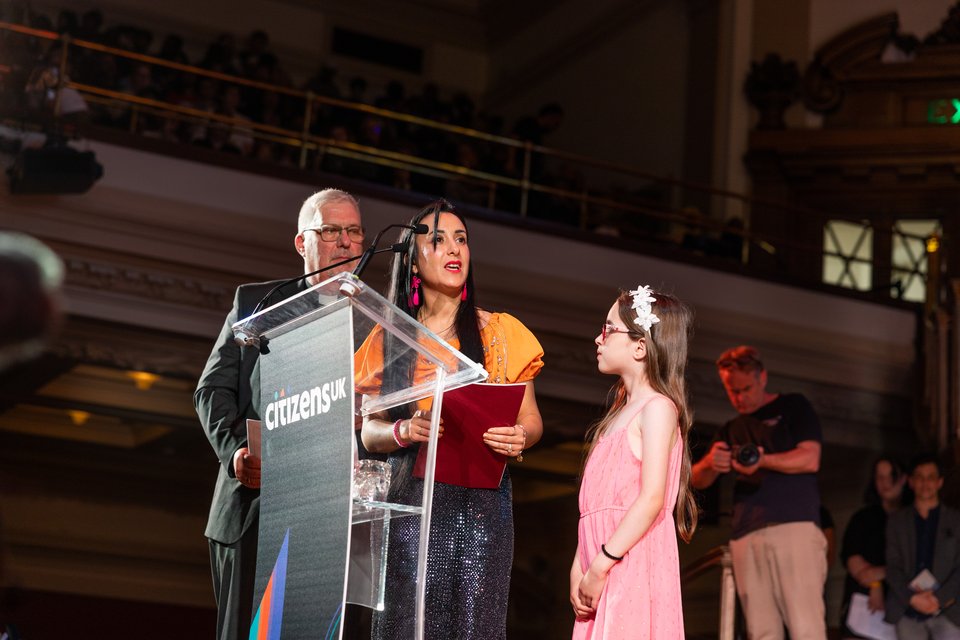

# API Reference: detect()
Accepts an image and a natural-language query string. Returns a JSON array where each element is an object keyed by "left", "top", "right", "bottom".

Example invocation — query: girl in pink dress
[{"left": 571, "top": 286, "right": 698, "bottom": 639}]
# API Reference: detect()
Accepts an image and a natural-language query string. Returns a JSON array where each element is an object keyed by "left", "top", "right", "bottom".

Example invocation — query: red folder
[{"left": 413, "top": 383, "right": 525, "bottom": 489}]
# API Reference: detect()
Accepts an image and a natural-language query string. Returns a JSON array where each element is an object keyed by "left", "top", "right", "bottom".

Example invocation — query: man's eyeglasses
[
  {"left": 601, "top": 322, "right": 633, "bottom": 342},
  {"left": 303, "top": 225, "right": 365, "bottom": 243}
]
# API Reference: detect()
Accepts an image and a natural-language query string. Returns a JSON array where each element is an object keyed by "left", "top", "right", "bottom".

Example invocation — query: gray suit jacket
[
  {"left": 195, "top": 279, "right": 300, "bottom": 544},
  {"left": 885, "top": 503, "right": 960, "bottom": 625}
]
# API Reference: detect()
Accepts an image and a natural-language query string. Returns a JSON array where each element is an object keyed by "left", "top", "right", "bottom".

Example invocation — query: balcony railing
[{"left": 0, "top": 19, "right": 937, "bottom": 305}]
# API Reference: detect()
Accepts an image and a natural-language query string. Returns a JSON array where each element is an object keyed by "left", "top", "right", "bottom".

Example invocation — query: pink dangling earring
[
  {"left": 411, "top": 276, "right": 421, "bottom": 306},
  {"left": 461, "top": 284, "right": 468, "bottom": 301}
]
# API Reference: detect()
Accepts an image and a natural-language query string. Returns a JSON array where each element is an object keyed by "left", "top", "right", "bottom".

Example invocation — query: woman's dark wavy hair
[
  {"left": 380, "top": 200, "right": 484, "bottom": 487},
  {"left": 862, "top": 456, "right": 911, "bottom": 507}
]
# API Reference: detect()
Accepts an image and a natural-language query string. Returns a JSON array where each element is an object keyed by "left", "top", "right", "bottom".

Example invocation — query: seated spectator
[
  {"left": 157, "top": 34, "right": 189, "bottom": 66},
  {"left": 155, "top": 34, "right": 189, "bottom": 92},
  {"left": 840, "top": 456, "right": 908, "bottom": 638},
  {"left": 540, "top": 162, "right": 585, "bottom": 226},
  {"left": 884, "top": 453, "right": 960, "bottom": 638},
  {"left": 321, "top": 124, "right": 376, "bottom": 181},
  {"left": 219, "top": 84, "right": 254, "bottom": 155},
  {"left": 679, "top": 207, "right": 711, "bottom": 254},
  {"left": 357, "top": 114, "right": 386, "bottom": 149},
  {"left": 450, "top": 91, "right": 475, "bottom": 128},
  {"left": 95, "top": 62, "right": 159, "bottom": 129},
  {"left": 406, "top": 82, "right": 443, "bottom": 121},
  {"left": 512, "top": 102, "right": 564, "bottom": 212},
  {"left": 141, "top": 114, "right": 185, "bottom": 143},
  {"left": 304, "top": 65, "right": 341, "bottom": 100},
  {"left": 376, "top": 80, "right": 409, "bottom": 142},
  {"left": 119, "top": 63, "right": 159, "bottom": 100},
  {"left": 130, "top": 27, "right": 152, "bottom": 55},
  {"left": 445, "top": 142, "right": 488, "bottom": 207},
  {"left": 164, "top": 72, "right": 196, "bottom": 106},
  {"left": 184, "top": 76, "right": 220, "bottom": 142},
  {"left": 23, "top": 48, "right": 89, "bottom": 127},
  {"left": 476, "top": 111, "right": 505, "bottom": 136},
  {"left": 347, "top": 76, "right": 369, "bottom": 104},
  {"left": 76, "top": 9, "right": 103, "bottom": 42},
  {"left": 200, "top": 33, "right": 238, "bottom": 76},
  {"left": 239, "top": 30, "right": 274, "bottom": 77},
  {"left": 304, "top": 65, "right": 341, "bottom": 129},
  {"left": 29, "top": 14, "right": 54, "bottom": 33},
  {"left": 513, "top": 102, "right": 564, "bottom": 147},
  {"left": 253, "top": 140, "right": 278, "bottom": 163},
  {"left": 250, "top": 90, "right": 284, "bottom": 128},
  {"left": 56, "top": 9, "right": 79, "bottom": 36},
  {"left": 716, "top": 217, "right": 745, "bottom": 260},
  {"left": 193, "top": 121, "right": 241, "bottom": 155},
  {"left": 375, "top": 80, "right": 405, "bottom": 112}
]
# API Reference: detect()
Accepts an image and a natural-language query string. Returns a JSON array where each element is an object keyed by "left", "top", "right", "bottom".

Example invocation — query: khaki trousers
[{"left": 730, "top": 521, "right": 828, "bottom": 640}]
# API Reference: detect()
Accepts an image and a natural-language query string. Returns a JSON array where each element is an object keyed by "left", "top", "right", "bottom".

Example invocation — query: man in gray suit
[
  {"left": 195, "top": 188, "right": 364, "bottom": 640},
  {"left": 886, "top": 453, "right": 960, "bottom": 639}
]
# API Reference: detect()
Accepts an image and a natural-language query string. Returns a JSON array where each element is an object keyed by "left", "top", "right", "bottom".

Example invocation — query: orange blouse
[{"left": 354, "top": 312, "right": 544, "bottom": 399}]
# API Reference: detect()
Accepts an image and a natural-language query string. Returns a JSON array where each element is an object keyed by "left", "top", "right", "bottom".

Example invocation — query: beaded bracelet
[
  {"left": 601, "top": 544, "right": 624, "bottom": 562},
  {"left": 392, "top": 419, "right": 410, "bottom": 448},
  {"left": 516, "top": 424, "right": 527, "bottom": 462}
]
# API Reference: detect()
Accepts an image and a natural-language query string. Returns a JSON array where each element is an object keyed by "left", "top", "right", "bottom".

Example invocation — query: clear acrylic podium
[{"left": 232, "top": 272, "right": 487, "bottom": 640}]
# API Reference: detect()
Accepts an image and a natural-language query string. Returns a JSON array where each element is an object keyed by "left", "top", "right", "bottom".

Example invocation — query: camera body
[{"left": 731, "top": 442, "right": 760, "bottom": 467}]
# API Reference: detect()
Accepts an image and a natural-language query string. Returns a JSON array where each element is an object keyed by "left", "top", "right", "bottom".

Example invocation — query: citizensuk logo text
[{"left": 264, "top": 376, "right": 348, "bottom": 431}]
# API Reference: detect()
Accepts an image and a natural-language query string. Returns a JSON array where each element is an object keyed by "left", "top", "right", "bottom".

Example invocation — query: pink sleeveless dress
[{"left": 572, "top": 405, "right": 684, "bottom": 640}]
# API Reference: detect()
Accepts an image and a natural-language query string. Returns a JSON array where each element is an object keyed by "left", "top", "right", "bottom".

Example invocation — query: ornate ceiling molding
[
  {"left": 64, "top": 255, "right": 234, "bottom": 314},
  {"left": 802, "top": 13, "right": 898, "bottom": 113},
  {"left": 802, "top": 8, "right": 960, "bottom": 120}
]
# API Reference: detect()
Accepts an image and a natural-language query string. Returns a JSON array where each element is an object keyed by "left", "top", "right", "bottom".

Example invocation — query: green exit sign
[{"left": 928, "top": 99, "right": 960, "bottom": 124}]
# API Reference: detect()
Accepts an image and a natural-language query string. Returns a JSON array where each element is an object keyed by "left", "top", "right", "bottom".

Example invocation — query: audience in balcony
[
  {"left": 219, "top": 84, "right": 254, "bottom": 155},
  {"left": 193, "top": 121, "right": 242, "bottom": 155},
  {"left": 2, "top": 6, "right": 749, "bottom": 255},
  {"left": 76, "top": 10, "right": 104, "bottom": 42},
  {"left": 22, "top": 45, "right": 88, "bottom": 128}
]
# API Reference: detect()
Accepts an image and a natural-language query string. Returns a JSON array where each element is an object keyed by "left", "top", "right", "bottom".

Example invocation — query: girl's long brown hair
[{"left": 584, "top": 289, "right": 699, "bottom": 542}]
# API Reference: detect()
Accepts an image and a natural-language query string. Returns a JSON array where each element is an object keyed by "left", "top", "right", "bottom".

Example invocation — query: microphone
[
  {"left": 352, "top": 223, "right": 428, "bottom": 279},
  {"left": 241, "top": 223, "right": 426, "bottom": 337},
  {"left": 243, "top": 244, "right": 391, "bottom": 325}
]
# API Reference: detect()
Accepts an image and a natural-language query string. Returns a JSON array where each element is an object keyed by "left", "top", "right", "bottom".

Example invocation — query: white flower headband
[{"left": 628, "top": 285, "right": 660, "bottom": 333}]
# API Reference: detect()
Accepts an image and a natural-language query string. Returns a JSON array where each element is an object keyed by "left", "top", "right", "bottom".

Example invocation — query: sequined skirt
[{"left": 373, "top": 460, "right": 513, "bottom": 640}]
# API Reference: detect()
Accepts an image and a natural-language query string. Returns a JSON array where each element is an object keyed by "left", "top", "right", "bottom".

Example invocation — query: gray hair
[
  {"left": 716, "top": 345, "right": 765, "bottom": 374},
  {"left": 297, "top": 189, "right": 359, "bottom": 231}
]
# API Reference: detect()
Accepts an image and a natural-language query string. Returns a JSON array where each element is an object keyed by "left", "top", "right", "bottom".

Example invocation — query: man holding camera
[{"left": 692, "top": 345, "right": 826, "bottom": 639}]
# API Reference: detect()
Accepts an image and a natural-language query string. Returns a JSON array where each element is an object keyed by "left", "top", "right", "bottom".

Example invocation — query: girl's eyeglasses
[{"left": 601, "top": 322, "right": 633, "bottom": 342}]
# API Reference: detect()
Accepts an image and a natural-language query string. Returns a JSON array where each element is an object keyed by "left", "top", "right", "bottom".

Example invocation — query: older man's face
[
  {"left": 719, "top": 368, "right": 768, "bottom": 415},
  {"left": 295, "top": 200, "right": 363, "bottom": 285}
]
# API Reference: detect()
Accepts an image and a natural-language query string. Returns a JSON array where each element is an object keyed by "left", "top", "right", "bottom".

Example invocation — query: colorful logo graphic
[{"left": 249, "top": 529, "right": 289, "bottom": 640}]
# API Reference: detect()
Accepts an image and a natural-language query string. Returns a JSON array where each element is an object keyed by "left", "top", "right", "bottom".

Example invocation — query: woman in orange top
[{"left": 356, "top": 199, "right": 544, "bottom": 640}]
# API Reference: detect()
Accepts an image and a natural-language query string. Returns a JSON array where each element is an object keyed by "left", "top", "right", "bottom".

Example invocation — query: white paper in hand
[
  {"left": 910, "top": 569, "right": 939, "bottom": 592},
  {"left": 846, "top": 593, "right": 896, "bottom": 640},
  {"left": 246, "top": 419, "right": 262, "bottom": 460}
]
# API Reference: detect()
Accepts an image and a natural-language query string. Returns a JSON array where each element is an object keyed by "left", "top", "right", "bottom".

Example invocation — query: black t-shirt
[{"left": 715, "top": 393, "right": 822, "bottom": 539}]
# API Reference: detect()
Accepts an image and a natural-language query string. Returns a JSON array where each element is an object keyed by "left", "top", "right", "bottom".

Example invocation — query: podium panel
[
  {"left": 233, "top": 273, "right": 487, "bottom": 640},
  {"left": 253, "top": 299, "right": 354, "bottom": 636}
]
